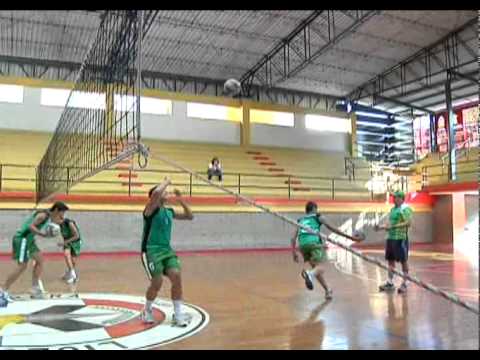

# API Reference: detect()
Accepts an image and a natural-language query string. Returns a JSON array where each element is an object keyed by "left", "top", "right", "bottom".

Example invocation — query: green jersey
[
  {"left": 61, "top": 218, "right": 82, "bottom": 243},
  {"left": 142, "top": 207, "right": 175, "bottom": 252},
  {"left": 387, "top": 204, "right": 413, "bottom": 241},
  {"left": 14, "top": 210, "right": 50, "bottom": 240},
  {"left": 297, "top": 213, "right": 323, "bottom": 247}
]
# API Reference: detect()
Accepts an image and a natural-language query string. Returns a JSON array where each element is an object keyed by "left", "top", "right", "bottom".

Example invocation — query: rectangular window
[
  {"left": 114, "top": 95, "right": 172, "bottom": 115},
  {"left": 305, "top": 114, "right": 351, "bottom": 133},
  {"left": 250, "top": 109, "right": 294, "bottom": 127},
  {"left": 0, "top": 84, "right": 24, "bottom": 103},
  {"left": 187, "top": 102, "right": 241, "bottom": 122},
  {"left": 41, "top": 88, "right": 105, "bottom": 109}
]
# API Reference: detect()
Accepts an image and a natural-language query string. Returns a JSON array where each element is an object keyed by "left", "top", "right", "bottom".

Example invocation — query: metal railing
[{"left": 0, "top": 163, "right": 379, "bottom": 201}]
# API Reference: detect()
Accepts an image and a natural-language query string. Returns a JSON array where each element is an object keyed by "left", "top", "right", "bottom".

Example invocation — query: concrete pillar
[
  {"left": 294, "top": 112, "right": 305, "bottom": 129},
  {"left": 445, "top": 78, "right": 456, "bottom": 181},
  {"left": 350, "top": 113, "right": 357, "bottom": 157},
  {"left": 241, "top": 102, "right": 250, "bottom": 146}
]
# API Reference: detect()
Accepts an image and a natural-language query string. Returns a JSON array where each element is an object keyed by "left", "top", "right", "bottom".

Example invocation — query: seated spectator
[{"left": 207, "top": 157, "right": 223, "bottom": 181}]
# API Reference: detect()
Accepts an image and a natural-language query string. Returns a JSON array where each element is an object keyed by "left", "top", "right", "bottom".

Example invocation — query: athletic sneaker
[
  {"left": 379, "top": 282, "right": 395, "bottom": 292},
  {"left": 0, "top": 290, "right": 13, "bottom": 303},
  {"left": 172, "top": 313, "right": 192, "bottom": 327},
  {"left": 140, "top": 309, "right": 156, "bottom": 324},
  {"left": 325, "top": 289, "right": 333, "bottom": 300},
  {"left": 66, "top": 274, "right": 77, "bottom": 285},
  {"left": 30, "top": 287, "right": 47, "bottom": 299},
  {"left": 397, "top": 283, "right": 408, "bottom": 294},
  {"left": 301, "top": 270, "right": 314, "bottom": 290}
]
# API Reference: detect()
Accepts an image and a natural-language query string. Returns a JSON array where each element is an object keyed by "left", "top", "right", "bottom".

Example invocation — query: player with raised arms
[{"left": 140, "top": 178, "right": 194, "bottom": 327}]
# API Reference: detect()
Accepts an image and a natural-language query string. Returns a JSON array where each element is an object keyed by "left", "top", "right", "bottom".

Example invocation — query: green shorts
[
  {"left": 300, "top": 243, "right": 326, "bottom": 264},
  {"left": 12, "top": 236, "right": 40, "bottom": 264},
  {"left": 141, "top": 249, "right": 181, "bottom": 278},
  {"left": 64, "top": 241, "right": 82, "bottom": 257}
]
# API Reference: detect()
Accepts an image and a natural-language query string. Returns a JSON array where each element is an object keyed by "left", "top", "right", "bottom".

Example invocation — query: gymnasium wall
[
  {"left": 432, "top": 196, "right": 454, "bottom": 244},
  {"left": 0, "top": 210, "right": 433, "bottom": 253},
  {"left": 250, "top": 113, "right": 350, "bottom": 153},
  {"left": 0, "top": 85, "right": 349, "bottom": 152}
]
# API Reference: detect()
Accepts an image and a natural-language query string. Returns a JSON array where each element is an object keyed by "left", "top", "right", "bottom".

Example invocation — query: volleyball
[
  {"left": 45, "top": 222, "right": 61, "bottom": 238},
  {"left": 223, "top": 78, "right": 242, "bottom": 96}
]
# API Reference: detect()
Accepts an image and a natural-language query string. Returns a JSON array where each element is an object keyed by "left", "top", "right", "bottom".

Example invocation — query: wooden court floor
[{"left": 0, "top": 247, "right": 478, "bottom": 350}]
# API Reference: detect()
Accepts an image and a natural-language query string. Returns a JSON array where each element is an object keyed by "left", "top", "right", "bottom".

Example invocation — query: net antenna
[{"left": 36, "top": 10, "right": 156, "bottom": 203}]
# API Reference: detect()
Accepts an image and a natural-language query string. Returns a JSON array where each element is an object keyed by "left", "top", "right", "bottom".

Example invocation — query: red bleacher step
[
  {"left": 284, "top": 179, "right": 301, "bottom": 185},
  {"left": 115, "top": 165, "right": 131, "bottom": 170},
  {"left": 118, "top": 173, "right": 138, "bottom": 179}
]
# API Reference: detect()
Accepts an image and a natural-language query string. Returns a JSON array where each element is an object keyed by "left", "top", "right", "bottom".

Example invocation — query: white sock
[
  {"left": 32, "top": 279, "right": 44, "bottom": 292},
  {"left": 173, "top": 300, "right": 183, "bottom": 317},
  {"left": 145, "top": 300, "right": 153, "bottom": 312},
  {"left": 387, "top": 271, "right": 394, "bottom": 284}
]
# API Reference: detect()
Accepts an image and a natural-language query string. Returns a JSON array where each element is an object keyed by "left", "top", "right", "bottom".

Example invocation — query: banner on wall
[{"left": 435, "top": 103, "right": 479, "bottom": 152}]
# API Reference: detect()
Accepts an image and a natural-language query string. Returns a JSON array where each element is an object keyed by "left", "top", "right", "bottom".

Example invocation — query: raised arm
[
  {"left": 172, "top": 189, "right": 193, "bottom": 220},
  {"left": 144, "top": 178, "right": 171, "bottom": 217}
]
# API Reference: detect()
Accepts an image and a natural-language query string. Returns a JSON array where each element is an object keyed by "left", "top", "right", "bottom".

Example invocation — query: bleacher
[{"left": 0, "top": 130, "right": 373, "bottom": 200}]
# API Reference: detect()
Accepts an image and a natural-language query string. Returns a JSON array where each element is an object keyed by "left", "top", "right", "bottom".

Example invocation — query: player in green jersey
[
  {"left": 0, "top": 202, "right": 69, "bottom": 300},
  {"left": 58, "top": 218, "right": 82, "bottom": 285},
  {"left": 375, "top": 191, "right": 413, "bottom": 294},
  {"left": 291, "top": 201, "right": 362, "bottom": 300},
  {"left": 140, "top": 178, "right": 194, "bottom": 326}
]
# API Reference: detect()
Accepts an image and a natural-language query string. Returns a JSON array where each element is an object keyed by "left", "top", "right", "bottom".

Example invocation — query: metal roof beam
[
  {"left": 450, "top": 70, "right": 479, "bottom": 85},
  {"left": 418, "top": 91, "right": 479, "bottom": 110},
  {"left": 347, "top": 17, "right": 477, "bottom": 102},
  {"left": 239, "top": 10, "right": 378, "bottom": 95},
  {"left": 383, "top": 82, "right": 477, "bottom": 109},
  {"left": 374, "top": 95, "right": 434, "bottom": 114},
  {"left": 0, "top": 55, "right": 340, "bottom": 111}
]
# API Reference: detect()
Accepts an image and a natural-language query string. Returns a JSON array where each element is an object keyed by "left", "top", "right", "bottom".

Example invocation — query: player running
[
  {"left": 291, "top": 201, "right": 363, "bottom": 300},
  {"left": 140, "top": 178, "right": 194, "bottom": 327}
]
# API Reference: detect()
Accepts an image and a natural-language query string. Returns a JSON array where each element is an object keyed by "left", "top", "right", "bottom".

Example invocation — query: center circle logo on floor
[{"left": 0, "top": 293, "right": 209, "bottom": 350}]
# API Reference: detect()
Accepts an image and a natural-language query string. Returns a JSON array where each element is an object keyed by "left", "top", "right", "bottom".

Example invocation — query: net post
[
  {"left": 238, "top": 174, "right": 241, "bottom": 194},
  {"left": 128, "top": 169, "right": 132, "bottom": 196},
  {"left": 135, "top": 10, "right": 143, "bottom": 143},
  {"left": 331, "top": 178, "right": 335, "bottom": 200},
  {"left": 189, "top": 173, "right": 193, "bottom": 197},
  {"left": 66, "top": 167, "right": 70, "bottom": 195},
  {"left": 288, "top": 175, "right": 291, "bottom": 199}
]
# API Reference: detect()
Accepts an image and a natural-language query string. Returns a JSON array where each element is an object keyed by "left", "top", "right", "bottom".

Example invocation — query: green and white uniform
[
  {"left": 385, "top": 204, "right": 413, "bottom": 262},
  {"left": 61, "top": 218, "right": 82, "bottom": 257},
  {"left": 12, "top": 210, "right": 50, "bottom": 263},
  {"left": 297, "top": 213, "right": 326, "bottom": 263},
  {"left": 141, "top": 207, "right": 181, "bottom": 278}
]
